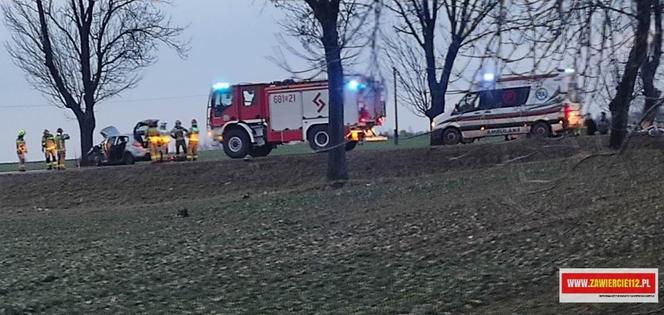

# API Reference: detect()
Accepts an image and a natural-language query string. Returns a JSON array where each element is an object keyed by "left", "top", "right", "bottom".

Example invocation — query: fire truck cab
[{"left": 207, "top": 78, "right": 386, "bottom": 158}]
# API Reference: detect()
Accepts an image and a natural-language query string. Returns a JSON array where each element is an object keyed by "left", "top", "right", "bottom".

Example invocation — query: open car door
[
  {"left": 133, "top": 119, "right": 159, "bottom": 148},
  {"left": 110, "top": 136, "right": 128, "bottom": 162}
]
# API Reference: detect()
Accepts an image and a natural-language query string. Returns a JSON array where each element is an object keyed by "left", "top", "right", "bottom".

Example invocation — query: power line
[{"left": 0, "top": 93, "right": 209, "bottom": 109}]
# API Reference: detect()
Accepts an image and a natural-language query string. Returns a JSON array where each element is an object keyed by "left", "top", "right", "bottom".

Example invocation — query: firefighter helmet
[
  {"left": 18, "top": 129, "right": 26, "bottom": 137},
  {"left": 57, "top": 128, "right": 63, "bottom": 133}
]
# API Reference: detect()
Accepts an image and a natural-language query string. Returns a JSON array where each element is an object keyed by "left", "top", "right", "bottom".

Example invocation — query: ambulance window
[
  {"left": 479, "top": 87, "right": 530, "bottom": 109},
  {"left": 500, "top": 87, "right": 530, "bottom": 107},
  {"left": 456, "top": 93, "right": 479, "bottom": 114},
  {"left": 243, "top": 89, "right": 256, "bottom": 106},
  {"left": 479, "top": 90, "right": 499, "bottom": 109}
]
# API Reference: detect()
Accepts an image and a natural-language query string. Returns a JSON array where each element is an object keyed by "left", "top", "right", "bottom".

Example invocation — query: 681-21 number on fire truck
[{"left": 273, "top": 93, "right": 297, "bottom": 104}]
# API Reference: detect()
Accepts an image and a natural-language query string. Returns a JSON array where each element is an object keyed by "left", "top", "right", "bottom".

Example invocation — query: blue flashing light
[
  {"left": 213, "top": 82, "right": 231, "bottom": 90},
  {"left": 482, "top": 73, "right": 495, "bottom": 82},
  {"left": 347, "top": 79, "right": 366, "bottom": 91}
]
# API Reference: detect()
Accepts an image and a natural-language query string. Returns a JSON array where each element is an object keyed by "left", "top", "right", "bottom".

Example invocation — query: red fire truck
[{"left": 207, "top": 78, "right": 386, "bottom": 158}]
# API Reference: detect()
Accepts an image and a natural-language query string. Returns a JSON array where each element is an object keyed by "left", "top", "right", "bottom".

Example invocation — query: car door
[
  {"left": 209, "top": 87, "right": 238, "bottom": 127},
  {"left": 483, "top": 87, "right": 531, "bottom": 136},
  {"left": 238, "top": 86, "right": 263, "bottom": 121},
  {"left": 455, "top": 93, "right": 486, "bottom": 139},
  {"left": 103, "top": 136, "right": 116, "bottom": 161},
  {"left": 112, "top": 136, "right": 128, "bottom": 161}
]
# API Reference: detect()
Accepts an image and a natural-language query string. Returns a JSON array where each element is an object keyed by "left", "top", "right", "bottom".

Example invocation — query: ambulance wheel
[
  {"left": 123, "top": 152, "right": 135, "bottom": 165},
  {"left": 442, "top": 128, "right": 461, "bottom": 145},
  {"left": 223, "top": 129, "right": 251, "bottom": 159},
  {"left": 308, "top": 125, "right": 330, "bottom": 151},
  {"left": 345, "top": 141, "right": 358, "bottom": 151},
  {"left": 530, "top": 122, "right": 551, "bottom": 138},
  {"left": 249, "top": 145, "right": 272, "bottom": 157}
]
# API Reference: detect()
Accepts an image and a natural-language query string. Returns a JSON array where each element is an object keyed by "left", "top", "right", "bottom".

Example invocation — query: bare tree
[
  {"left": 385, "top": 0, "right": 501, "bottom": 126},
  {"left": 272, "top": 0, "right": 380, "bottom": 180},
  {"left": 640, "top": 0, "right": 663, "bottom": 126},
  {"left": 383, "top": 31, "right": 432, "bottom": 121},
  {"left": 605, "top": 0, "right": 650, "bottom": 148},
  {"left": 505, "top": 0, "right": 657, "bottom": 148},
  {"left": 3, "top": 0, "right": 186, "bottom": 162}
]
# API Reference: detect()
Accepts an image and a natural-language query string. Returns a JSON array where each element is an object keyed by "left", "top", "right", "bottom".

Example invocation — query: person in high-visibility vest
[
  {"left": 41, "top": 129, "right": 57, "bottom": 170},
  {"left": 55, "top": 128, "right": 70, "bottom": 170},
  {"left": 187, "top": 119, "right": 200, "bottom": 161},
  {"left": 16, "top": 130, "right": 28, "bottom": 172},
  {"left": 146, "top": 121, "right": 161, "bottom": 163},
  {"left": 171, "top": 120, "right": 188, "bottom": 159},
  {"left": 158, "top": 121, "right": 170, "bottom": 161}
]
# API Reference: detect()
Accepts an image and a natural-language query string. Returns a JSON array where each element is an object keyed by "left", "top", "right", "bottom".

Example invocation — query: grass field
[
  {"left": 0, "top": 136, "right": 431, "bottom": 172},
  {"left": 2, "top": 136, "right": 663, "bottom": 313},
  {"left": 0, "top": 160, "right": 80, "bottom": 173},
  {"left": 198, "top": 135, "right": 432, "bottom": 161}
]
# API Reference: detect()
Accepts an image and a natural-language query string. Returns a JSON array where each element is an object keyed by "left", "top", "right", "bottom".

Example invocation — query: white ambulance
[{"left": 431, "top": 71, "right": 582, "bottom": 145}]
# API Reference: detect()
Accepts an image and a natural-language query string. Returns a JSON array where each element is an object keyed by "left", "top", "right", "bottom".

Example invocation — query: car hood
[
  {"left": 100, "top": 126, "right": 120, "bottom": 138},
  {"left": 433, "top": 112, "right": 454, "bottom": 128}
]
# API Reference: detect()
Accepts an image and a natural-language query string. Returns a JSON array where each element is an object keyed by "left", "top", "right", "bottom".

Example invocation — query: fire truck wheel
[
  {"left": 442, "top": 128, "right": 461, "bottom": 145},
  {"left": 223, "top": 129, "right": 251, "bottom": 158},
  {"left": 249, "top": 145, "right": 272, "bottom": 157},
  {"left": 530, "top": 122, "right": 551, "bottom": 138},
  {"left": 345, "top": 141, "right": 358, "bottom": 151},
  {"left": 307, "top": 125, "right": 330, "bottom": 151}
]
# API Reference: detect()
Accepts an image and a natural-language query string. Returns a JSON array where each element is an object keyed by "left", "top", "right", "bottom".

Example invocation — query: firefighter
[
  {"left": 187, "top": 119, "right": 200, "bottom": 161},
  {"left": 146, "top": 120, "right": 161, "bottom": 163},
  {"left": 41, "top": 129, "right": 58, "bottom": 170},
  {"left": 16, "top": 130, "right": 28, "bottom": 172},
  {"left": 55, "top": 128, "right": 70, "bottom": 170},
  {"left": 171, "top": 120, "right": 188, "bottom": 159},
  {"left": 158, "top": 121, "right": 170, "bottom": 161}
]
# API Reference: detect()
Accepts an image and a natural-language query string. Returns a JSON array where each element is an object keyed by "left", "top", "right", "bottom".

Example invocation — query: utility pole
[{"left": 393, "top": 67, "right": 399, "bottom": 145}]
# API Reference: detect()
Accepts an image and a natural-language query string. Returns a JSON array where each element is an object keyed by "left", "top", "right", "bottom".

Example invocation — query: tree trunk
[
  {"left": 641, "top": 0, "right": 662, "bottom": 126},
  {"left": 321, "top": 19, "right": 349, "bottom": 181},
  {"left": 423, "top": 29, "right": 440, "bottom": 120},
  {"left": 608, "top": 0, "right": 650, "bottom": 149},
  {"left": 78, "top": 113, "right": 96, "bottom": 166},
  {"left": 427, "top": 39, "right": 461, "bottom": 145}
]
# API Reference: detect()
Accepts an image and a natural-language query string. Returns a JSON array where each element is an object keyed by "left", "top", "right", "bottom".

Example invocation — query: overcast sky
[{"left": 0, "top": 0, "right": 427, "bottom": 163}]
